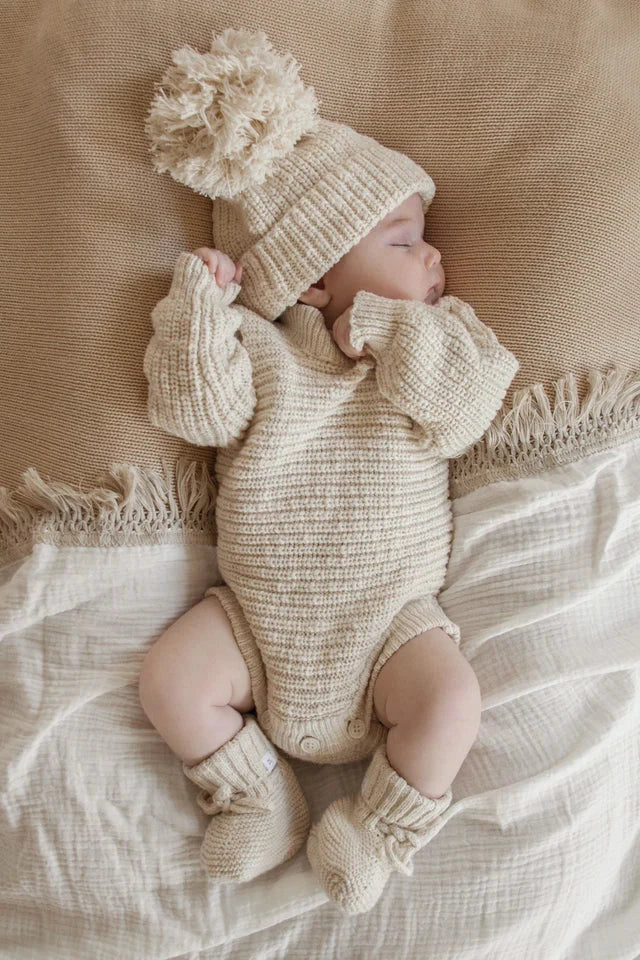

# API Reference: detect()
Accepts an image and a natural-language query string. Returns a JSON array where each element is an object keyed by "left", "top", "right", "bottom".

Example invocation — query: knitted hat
[{"left": 146, "top": 27, "right": 436, "bottom": 322}]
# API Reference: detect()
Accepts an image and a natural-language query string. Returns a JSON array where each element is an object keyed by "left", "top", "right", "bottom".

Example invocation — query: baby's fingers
[
  {"left": 332, "top": 308, "right": 367, "bottom": 359},
  {"left": 192, "top": 248, "right": 242, "bottom": 286},
  {"left": 214, "top": 254, "right": 242, "bottom": 287},
  {"left": 339, "top": 337, "right": 367, "bottom": 359}
]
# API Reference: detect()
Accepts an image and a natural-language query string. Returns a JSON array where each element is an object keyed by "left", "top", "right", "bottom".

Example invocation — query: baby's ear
[{"left": 297, "top": 282, "right": 330, "bottom": 307}]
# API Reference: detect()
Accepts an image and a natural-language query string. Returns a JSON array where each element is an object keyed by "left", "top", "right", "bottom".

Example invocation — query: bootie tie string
[{"left": 196, "top": 782, "right": 272, "bottom": 816}]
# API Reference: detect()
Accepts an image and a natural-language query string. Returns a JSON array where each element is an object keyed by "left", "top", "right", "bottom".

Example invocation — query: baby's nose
[{"left": 425, "top": 247, "right": 441, "bottom": 269}]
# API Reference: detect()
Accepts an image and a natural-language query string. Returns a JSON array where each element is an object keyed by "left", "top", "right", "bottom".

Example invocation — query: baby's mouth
[{"left": 425, "top": 284, "right": 439, "bottom": 304}]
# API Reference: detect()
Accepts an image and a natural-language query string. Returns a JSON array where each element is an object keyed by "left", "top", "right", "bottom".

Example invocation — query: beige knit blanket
[{"left": 1, "top": 0, "right": 639, "bottom": 532}]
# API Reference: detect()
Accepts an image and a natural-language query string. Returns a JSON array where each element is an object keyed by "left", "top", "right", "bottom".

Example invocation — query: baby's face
[{"left": 305, "top": 193, "right": 445, "bottom": 327}]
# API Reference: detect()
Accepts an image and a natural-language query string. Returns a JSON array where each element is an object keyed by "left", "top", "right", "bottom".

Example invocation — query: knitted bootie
[
  {"left": 183, "top": 714, "right": 310, "bottom": 882},
  {"left": 306, "top": 742, "right": 452, "bottom": 914}
]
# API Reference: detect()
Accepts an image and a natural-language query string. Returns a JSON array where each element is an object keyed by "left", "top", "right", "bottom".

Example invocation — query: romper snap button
[
  {"left": 299, "top": 735, "right": 320, "bottom": 754},
  {"left": 347, "top": 718, "right": 366, "bottom": 739}
]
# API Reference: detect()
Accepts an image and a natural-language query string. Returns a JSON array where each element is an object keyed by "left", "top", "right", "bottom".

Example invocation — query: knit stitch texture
[
  {"left": 183, "top": 714, "right": 310, "bottom": 881},
  {"left": 306, "top": 741, "right": 453, "bottom": 913},
  {"left": 143, "top": 252, "right": 518, "bottom": 764}
]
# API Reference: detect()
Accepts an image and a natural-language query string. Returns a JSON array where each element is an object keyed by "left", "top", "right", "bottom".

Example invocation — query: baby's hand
[
  {"left": 330, "top": 305, "right": 368, "bottom": 360},
  {"left": 193, "top": 247, "right": 243, "bottom": 287}
]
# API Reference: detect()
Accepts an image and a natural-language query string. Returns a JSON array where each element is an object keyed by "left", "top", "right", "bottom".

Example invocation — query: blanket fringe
[
  {"left": 0, "top": 458, "right": 218, "bottom": 565},
  {"left": 450, "top": 365, "right": 640, "bottom": 498},
  {"left": 2, "top": 366, "right": 639, "bottom": 561}
]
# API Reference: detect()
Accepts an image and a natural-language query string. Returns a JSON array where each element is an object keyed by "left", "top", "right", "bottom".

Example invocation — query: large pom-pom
[{"left": 145, "top": 27, "right": 321, "bottom": 199}]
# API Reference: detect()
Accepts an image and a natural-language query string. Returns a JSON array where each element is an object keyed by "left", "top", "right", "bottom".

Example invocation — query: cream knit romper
[{"left": 144, "top": 252, "right": 519, "bottom": 766}]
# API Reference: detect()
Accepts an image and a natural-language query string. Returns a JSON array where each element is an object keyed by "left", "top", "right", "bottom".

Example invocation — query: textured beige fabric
[
  {"left": 143, "top": 252, "right": 517, "bottom": 762},
  {"left": 182, "top": 714, "right": 310, "bottom": 882},
  {"left": 307, "top": 742, "right": 453, "bottom": 914},
  {"left": 1, "top": 0, "right": 639, "bottom": 494},
  {"left": 145, "top": 28, "right": 440, "bottom": 324}
]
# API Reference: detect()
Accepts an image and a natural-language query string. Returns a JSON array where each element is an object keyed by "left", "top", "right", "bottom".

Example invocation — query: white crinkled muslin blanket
[{"left": 0, "top": 431, "right": 638, "bottom": 960}]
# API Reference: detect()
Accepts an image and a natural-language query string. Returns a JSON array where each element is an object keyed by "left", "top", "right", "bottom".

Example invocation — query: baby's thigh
[
  {"left": 373, "top": 627, "right": 471, "bottom": 728},
  {"left": 139, "top": 595, "right": 254, "bottom": 712}
]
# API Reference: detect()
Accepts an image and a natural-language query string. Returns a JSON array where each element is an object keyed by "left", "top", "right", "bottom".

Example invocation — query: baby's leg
[
  {"left": 307, "top": 628, "right": 481, "bottom": 914},
  {"left": 138, "top": 593, "right": 310, "bottom": 883},
  {"left": 373, "top": 627, "right": 482, "bottom": 799},
  {"left": 138, "top": 595, "right": 254, "bottom": 766}
]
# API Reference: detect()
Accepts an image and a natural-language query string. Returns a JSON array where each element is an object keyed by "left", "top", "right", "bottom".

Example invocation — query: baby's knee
[
  {"left": 138, "top": 633, "right": 181, "bottom": 724},
  {"left": 406, "top": 651, "right": 482, "bottom": 736},
  {"left": 448, "top": 654, "right": 481, "bottom": 710},
  {"left": 138, "top": 621, "right": 230, "bottom": 723},
  {"left": 424, "top": 665, "right": 482, "bottom": 756}
]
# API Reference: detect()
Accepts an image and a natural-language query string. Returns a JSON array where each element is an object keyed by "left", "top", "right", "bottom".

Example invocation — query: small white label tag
[{"left": 261, "top": 752, "right": 277, "bottom": 773}]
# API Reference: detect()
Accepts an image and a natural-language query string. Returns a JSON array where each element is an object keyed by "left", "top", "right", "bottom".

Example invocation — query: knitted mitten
[
  {"left": 306, "top": 742, "right": 452, "bottom": 914},
  {"left": 183, "top": 714, "right": 310, "bottom": 882}
]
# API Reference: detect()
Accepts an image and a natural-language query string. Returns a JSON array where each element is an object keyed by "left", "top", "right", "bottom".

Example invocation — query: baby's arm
[
  {"left": 143, "top": 249, "right": 256, "bottom": 447},
  {"left": 345, "top": 291, "right": 519, "bottom": 458}
]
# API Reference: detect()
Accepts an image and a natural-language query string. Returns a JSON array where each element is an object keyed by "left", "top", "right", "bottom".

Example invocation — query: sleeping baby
[{"left": 138, "top": 27, "right": 519, "bottom": 915}]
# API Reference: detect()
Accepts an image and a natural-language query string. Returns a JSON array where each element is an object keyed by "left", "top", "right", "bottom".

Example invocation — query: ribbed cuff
[
  {"left": 388, "top": 596, "right": 461, "bottom": 650},
  {"left": 170, "top": 252, "right": 242, "bottom": 308},
  {"left": 361, "top": 743, "right": 453, "bottom": 828},
  {"left": 348, "top": 290, "right": 403, "bottom": 354},
  {"left": 182, "top": 715, "right": 278, "bottom": 792}
]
